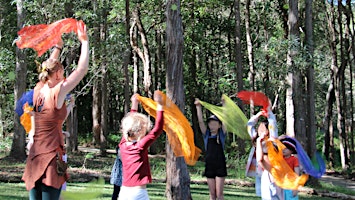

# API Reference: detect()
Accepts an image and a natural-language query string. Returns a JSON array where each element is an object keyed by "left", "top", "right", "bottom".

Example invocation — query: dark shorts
[
  {"left": 203, "top": 157, "right": 227, "bottom": 178},
  {"left": 204, "top": 166, "right": 227, "bottom": 178}
]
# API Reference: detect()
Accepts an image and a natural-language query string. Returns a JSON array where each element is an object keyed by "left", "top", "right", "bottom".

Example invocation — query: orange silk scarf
[
  {"left": 138, "top": 92, "right": 201, "bottom": 166},
  {"left": 16, "top": 18, "right": 83, "bottom": 57},
  {"left": 267, "top": 139, "right": 309, "bottom": 190}
]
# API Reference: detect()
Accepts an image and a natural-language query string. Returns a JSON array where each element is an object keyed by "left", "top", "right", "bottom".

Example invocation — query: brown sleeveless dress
[{"left": 22, "top": 81, "right": 67, "bottom": 190}]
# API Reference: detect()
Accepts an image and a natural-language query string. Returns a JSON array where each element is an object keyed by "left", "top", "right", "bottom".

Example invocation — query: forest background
[{"left": 0, "top": 0, "right": 355, "bottom": 199}]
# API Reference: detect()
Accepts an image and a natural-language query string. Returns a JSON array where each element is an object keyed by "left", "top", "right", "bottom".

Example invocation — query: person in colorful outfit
[
  {"left": 22, "top": 21, "right": 89, "bottom": 200},
  {"left": 250, "top": 106, "right": 282, "bottom": 200},
  {"left": 280, "top": 137, "right": 300, "bottom": 200},
  {"left": 118, "top": 91, "right": 164, "bottom": 200},
  {"left": 195, "top": 98, "right": 227, "bottom": 200}
]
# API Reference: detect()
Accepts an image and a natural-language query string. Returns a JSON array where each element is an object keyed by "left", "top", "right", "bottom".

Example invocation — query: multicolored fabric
[
  {"left": 289, "top": 136, "right": 326, "bottom": 178},
  {"left": 16, "top": 90, "right": 34, "bottom": 133}
]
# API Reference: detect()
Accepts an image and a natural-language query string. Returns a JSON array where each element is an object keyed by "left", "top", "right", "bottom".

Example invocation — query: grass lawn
[
  {"left": 0, "top": 152, "right": 353, "bottom": 199},
  {"left": 0, "top": 181, "right": 339, "bottom": 200}
]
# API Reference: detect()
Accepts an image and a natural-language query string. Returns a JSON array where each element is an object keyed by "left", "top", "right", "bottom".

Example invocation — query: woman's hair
[
  {"left": 252, "top": 117, "right": 269, "bottom": 144},
  {"left": 37, "top": 58, "right": 63, "bottom": 83},
  {"left": 121, "top": 112, "right": 152, "bottom": 142},
  {"left": 258, "top": 117, "right": 269, "bottom": 129}
]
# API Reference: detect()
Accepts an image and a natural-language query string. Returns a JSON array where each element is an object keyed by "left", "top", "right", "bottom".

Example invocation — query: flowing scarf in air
[
  {"left": 237, "top": 90, "right": 270, "bottom": 114},
  {"left": 137, "top": 92, "right": 201, "bottom": 166},
  {"left": 198, "top": 94, "right": 249, "bottom": 140},
  {"left": 285, "top": 136, "right": 326, "bottom": 178},
  {"left": 16, "top": 18, "right": 83, "bottom": 57},
  {"left": 267, "top": 139, "right": 309, "bottom": 190}
]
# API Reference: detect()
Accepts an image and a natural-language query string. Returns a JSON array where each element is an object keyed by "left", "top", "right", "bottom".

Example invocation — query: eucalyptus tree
[
  {"left": 324, "top": 1, "right": 338, "bottom": 168},
  {"left": 305, "top": 0, "right": 317, "bottom": 161},
  {"left": 165, "top": 0, "right": 192, "bottom": 199},
  {"left": 323, "top": 1, "right": 352, "bottom": 169}
]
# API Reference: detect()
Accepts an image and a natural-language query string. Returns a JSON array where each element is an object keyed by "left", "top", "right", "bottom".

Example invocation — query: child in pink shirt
[{"left": 118, "top": 91, "right": 164, "bottom": 200}]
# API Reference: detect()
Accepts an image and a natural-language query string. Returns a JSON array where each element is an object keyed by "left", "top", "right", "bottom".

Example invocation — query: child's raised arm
[
  {"left": 154, "top": 91, "right": 164, "bottom": 111},
  {"left": 194, "top": 98, "right": 207, "bottom": 134}
]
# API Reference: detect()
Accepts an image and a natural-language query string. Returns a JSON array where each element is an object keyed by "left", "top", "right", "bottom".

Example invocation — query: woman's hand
[
  {"left": 56, "top": 38, "right": 64, "bottom": 49},
  {"left": 77, "top": 20, "right": 88, "bottom": 43}
]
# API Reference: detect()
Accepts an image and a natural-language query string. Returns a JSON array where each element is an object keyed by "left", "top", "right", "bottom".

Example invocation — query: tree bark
[
  {"left": 165, "top": 0, "right": 192, "bottom": 199},
  {"left": 305, "top": 0, "right": 319, "bottom": 185},
  {"left": 324, "top": 2, "right": 338, "bottom": 167},
  {"left": 10, "top": 0, "right": 27, "bottom": 161},
  {"left": 124, "top": 0, "right": 131, "bottom": 113},
  {"left": 131, "top": 6, "right": 152, "bottom": 97},
  {"left": 305, "top": 0, "right": 316, "bottom": 156},
  {"left": 245, "top": 0, "right": 255, "bottom": 92},
  {"left": 100, "top": 1, "right": 108, "bottom": 156},
  {"left": 286, "top": 0, "right": 299, "bottom": 138},
  {"left": 335, "top": 2, "right": 349, "bottom": 169},
  {"left": 234, "top": 0, "right": 245, "bottom": 155},
  {"left": 349, "top": 0, "right": 355, "bottom": 165}
]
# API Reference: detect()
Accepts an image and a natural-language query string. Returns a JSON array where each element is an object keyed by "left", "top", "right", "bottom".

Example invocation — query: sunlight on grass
[{"left": 0, "top": 181, "right": 340, "bottom": 200}]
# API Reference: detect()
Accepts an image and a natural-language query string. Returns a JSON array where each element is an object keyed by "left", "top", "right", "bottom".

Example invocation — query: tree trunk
[
  {"left": 336, "top": 2, "right": 349, "bottom": 169},
  {"left": 343, "top": 0, "right": 352, "bottom": 167},
  {"left": 99, "top": 1, "right": 109, "bottom": 156},
  {"left": 92, "top": 80, "right": 102, "bottom": 147},
  {"left": 10, "top": 0, "right": 27, "bottom": 161},
  {"left": 234, "top": 0, "right": 245, "bottom": 155},
  {"left": 350, "top": 2, "right": 355, "bottom": 164},
  {"left": 323, "top": 83, "right": 335, "bottom": 166},
  {"left": 305, "top": 0, "right": 316, "bottom": 156},
  {"left": 304, "top": 0, "right": 319, "bottom": 185},
  {"left": 165, "top": 0, "right": 191, "bottom": 199},
  {"left": 286, "top": 0, "right": 299, "bottom": 138},
  {"left": 131, "top": 6, "right": 152, "bottom": 97},
  {"left": 324, "top": 3, "right": 338, "bottom": 168},
  {"left": 92, "top": 0, "right": 102, "bottom": 148},
  {"left": 66, "top": 108, "right": 78, "bottom": 152},
  {"left": 245, "top": 0, "right": 255, "bottom": 92},
  {"left": 124, "top": 0, "right": 131, "bottom": 113}
]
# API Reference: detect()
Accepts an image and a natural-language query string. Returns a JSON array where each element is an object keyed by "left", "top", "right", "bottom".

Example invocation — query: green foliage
[
  {"left": 0, "top": 47, "right": 16, "bottom": 135},
  {"left": 170, "top": 4, "right": 178, "bottom": 11}
]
